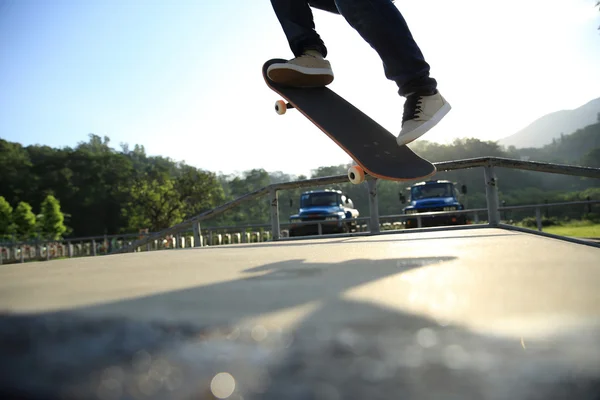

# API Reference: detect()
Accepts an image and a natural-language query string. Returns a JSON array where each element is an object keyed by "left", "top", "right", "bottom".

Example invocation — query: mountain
[{"left": 497, "top": 97, "right": 600, "bottom": 149}]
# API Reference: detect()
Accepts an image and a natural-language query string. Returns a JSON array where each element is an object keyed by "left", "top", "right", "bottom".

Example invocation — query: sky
[{"left": 1, "top": 0, "right": 599, "bottom": 177}]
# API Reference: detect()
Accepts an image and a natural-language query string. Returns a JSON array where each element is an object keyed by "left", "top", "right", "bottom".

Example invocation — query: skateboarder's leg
[
  {"left": 268, "top": 0, "right": 336, "bottom": 87},
  {"left": 334, "top": 0, "right": 433, "bottom": 95},
  {"left": 334, "top": 0, "right": 451, "bottom": 145}
]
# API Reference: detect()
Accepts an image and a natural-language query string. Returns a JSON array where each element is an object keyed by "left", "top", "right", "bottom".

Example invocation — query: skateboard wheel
[
  {"left": 274, "top": 100, "right": 286, "bottom": 115},
  {"left": 348, "top": 165, "right": 365, "bottom": 184}
]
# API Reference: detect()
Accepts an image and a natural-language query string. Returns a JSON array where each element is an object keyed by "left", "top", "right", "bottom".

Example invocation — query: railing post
[
  {"left": 484, "top": 165, "right": 500, "bottom": 226},
  {"left": 367, "top": 179, "right": 380, "bottom": 234},
  {"left": 535, "top": 207, "right": 542, "bottom": 231},
  {"left": 193, "top": 221, "right": 202, "bottom": 247},
  {"left": 269, "top": 188, "right": 280, "bottom": 241}
]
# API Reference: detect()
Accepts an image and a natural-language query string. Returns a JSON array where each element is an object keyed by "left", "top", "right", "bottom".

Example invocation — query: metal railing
[
  {"left": 109, "top": 157, "right": 599, "bottom": 253},
  {"left": 2, "top": 198, "right": 597, "bottom": 264},
  {"left": 2, "top": 156, "right": 596, "bottom": 263}
]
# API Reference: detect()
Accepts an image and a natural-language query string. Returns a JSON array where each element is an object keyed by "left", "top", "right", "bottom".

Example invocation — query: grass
[{"left": 539, "top": 220, "right": 600, "bottom": 238}]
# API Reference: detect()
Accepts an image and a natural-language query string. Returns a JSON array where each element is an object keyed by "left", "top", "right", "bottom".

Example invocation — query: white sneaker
[
  {"left": 396, "top": 91, "right": 451, "bottom": 146},
  {"left": 267, "top": 54, "right": 334, "bottom": 87}
]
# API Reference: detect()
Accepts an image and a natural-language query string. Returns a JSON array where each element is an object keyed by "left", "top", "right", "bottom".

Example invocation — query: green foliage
[
  {"left": 410, "top": 137, "right": 505, "bottom": 163},
  {"left": 13, "top": 202, "right": 37, "bottom": 240},
  {"left": 0, "top": 118, "right": 598, "bottom": 240},
  {"left": 174, "top": 164, "right": 226, "bottom": 220},
  {"left": 38, "top": 195, "right": 67, "bottom": 240},
  {"left": 219, "top": 169, "right": 272, "bottom": 225},
  {"left": 0, "top": 196, "right": 16, "bottom": 239},
  {"left": 0, "top": 134, "right": 225, "bottom": 237},
  {"left": 582, "top": 148, "right": 600, "bottom": 168},
  {"left": 123, "top": 177, "right": 185, "bottom": 232},
  {"left": 510, "top": 122, "right": 600, "bottom": 166},
  {"left": 520, "top": 216, "right": 561, "bottom": 228},
  {"left": 0, "top": 140, "right": 32, "bottom": 204},
  {"left": 583, "top": 212, "right": 600, "bottom": 223}
]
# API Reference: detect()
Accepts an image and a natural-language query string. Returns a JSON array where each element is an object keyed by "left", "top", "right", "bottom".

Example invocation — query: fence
[
  {"left": 110, "top": 157, "right": 598, "bottom": 252},
  {"left": 1, "top": 157, "right": 599, "bottom": 263}
]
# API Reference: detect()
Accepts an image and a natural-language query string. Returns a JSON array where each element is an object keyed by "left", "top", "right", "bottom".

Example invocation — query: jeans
[{"left": 270, "top": 0, "right": 437, "bottom": 96}]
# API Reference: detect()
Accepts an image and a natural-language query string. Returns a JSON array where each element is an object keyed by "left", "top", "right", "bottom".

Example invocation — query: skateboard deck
[{"left": 262, "top": 58, "right": 436, "bottom": 183}]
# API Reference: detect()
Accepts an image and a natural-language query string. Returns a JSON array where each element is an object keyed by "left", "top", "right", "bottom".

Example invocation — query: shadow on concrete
[{"left": 1, "top": 255, "right": 599, "bottom": 400}]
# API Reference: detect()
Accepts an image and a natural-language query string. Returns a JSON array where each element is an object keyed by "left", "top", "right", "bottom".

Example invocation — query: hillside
[
  {"left": 498, "top": 97, "right": 600, "bottom": 148},
  {"left": 506, "top": 122, "right": 600, "bottom": 166}
]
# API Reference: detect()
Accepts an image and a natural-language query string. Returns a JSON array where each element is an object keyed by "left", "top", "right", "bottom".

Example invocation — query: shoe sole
[
  {"left": 267, "top": 63, "right": 334, "bottom": 87},
  {"left": 396, "top": 102, "right": 452, "bottom": 146}
]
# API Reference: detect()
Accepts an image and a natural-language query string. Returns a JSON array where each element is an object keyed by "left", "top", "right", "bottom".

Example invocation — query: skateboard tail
[{"left": 293, "top": 105, "right": 437, "bottom": 182}]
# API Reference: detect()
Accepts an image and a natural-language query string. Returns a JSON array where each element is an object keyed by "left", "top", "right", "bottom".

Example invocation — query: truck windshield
[
  {"left": 301, "top": 192, "right": 339, "bottom": 207},
  {"left": 411, "top": 184, "right": 453, "bottom": 200}
]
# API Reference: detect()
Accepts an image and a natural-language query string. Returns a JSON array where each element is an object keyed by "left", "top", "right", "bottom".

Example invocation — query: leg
[
  {"left": 267, "top": 0, "right": 337, "bottom": 87},
  {"left": 270, "top": 0, "right": 336, "bottom": 58},
  {"left": 308, "top": 0, "right": 341, "bottom": 14},
  {"left": 334, "top": 0, "right": 451, "bottom": 145},
  {"left": 334, "top": 0, "right": 433, "bottom": 96}
]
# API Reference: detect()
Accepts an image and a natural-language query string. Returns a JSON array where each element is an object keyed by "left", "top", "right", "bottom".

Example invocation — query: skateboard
[{"left": 262, "top": 58, "right": 436, "bottom": 184}]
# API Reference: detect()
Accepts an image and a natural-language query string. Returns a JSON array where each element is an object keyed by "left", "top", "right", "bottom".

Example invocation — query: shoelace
[{"left": 402, "top": 95, "right": 424, "bottom": 123}]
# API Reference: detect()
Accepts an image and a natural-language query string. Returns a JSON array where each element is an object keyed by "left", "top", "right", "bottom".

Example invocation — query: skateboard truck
[{"left": 274, "top": 100, "right": 294, "bottom": 115}]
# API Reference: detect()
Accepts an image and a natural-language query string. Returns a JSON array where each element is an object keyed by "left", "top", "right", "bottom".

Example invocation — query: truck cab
[
  {"left": 288, "top": 189, "right": 359, "bottom": 237},
  {"left": 401, "top": 180, "right": 467, "bottom": 228}
]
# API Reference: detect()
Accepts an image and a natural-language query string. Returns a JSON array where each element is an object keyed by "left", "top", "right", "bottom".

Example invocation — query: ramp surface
[{"left": 1, "top": 228, "right": 599, "bottom": 399}]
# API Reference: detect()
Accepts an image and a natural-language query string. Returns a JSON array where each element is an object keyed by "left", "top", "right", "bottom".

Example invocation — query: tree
[
  {"left": 0, "top": 139, "right": 32, "bottom": 204},
  {"left": 0, "top": 196, "right": 15, "bottom": 240},
  {"left": 226, "top": 169, "right": 272, "bottom": 224},
  {"left": 66, "top": 134, "right": 136, "bottom": 236},
  {"left": 173, "top": 164, "right": 226, "bottom": 220},
  {"left": 13, "top": 202, "right": 37, "bottom": 241},
  {"left": 582, "top": 148, "right": 600, "bottom": 168},
  {"left": 123, "top": 177, "right": 185, "bottom": 232},
  {"left": 38, "top": 195, "right": 67, "bottom": 240},
  {"left": 310, "top": 165, "right": 350, "bottom": 178}
]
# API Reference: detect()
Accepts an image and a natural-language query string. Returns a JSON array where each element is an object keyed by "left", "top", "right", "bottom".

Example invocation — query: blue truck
[
  {"left": 400, "top": 180, "right": 468, "bottom": 228},
  {"left": 288, "top": 189, "right": 359, "bottom": 237}
]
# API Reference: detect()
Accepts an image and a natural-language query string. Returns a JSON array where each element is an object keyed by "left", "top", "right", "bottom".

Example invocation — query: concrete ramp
[{"left": 1, "top": 228, "right": 599, "bottom": 399}]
